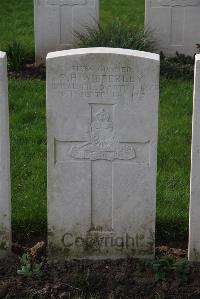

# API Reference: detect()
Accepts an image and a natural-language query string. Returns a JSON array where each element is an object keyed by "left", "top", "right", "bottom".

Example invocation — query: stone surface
[
  {"left": 34, "top": 0, "right": 99, "bottom": 65},
  {"left": 0, "top": 52, "right": 11, "bottom": 257},
  {"left": 145, "top": 0, "right": 200, "bottom": 56},
  {"left": 47, "top": 47, "right": 160, "bottom": 259},
  {"left": 189, "top": 54, "right": 200, "bottom": 261}
]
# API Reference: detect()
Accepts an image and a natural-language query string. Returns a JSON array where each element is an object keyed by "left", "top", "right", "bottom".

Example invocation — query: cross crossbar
[
  {"left": 158, "top": 0, "right": 200, "bottom": 7},
  {"left": 54, "top": 104, "right": 150, "bottom": 232},
  {"left": 47, "top": 0, "right": 86, "bottom": 6}
]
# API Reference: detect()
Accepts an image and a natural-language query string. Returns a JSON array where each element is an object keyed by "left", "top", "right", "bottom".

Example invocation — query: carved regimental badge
[{"left": 70, "top": 108, "right": 136, "bottom": 161}]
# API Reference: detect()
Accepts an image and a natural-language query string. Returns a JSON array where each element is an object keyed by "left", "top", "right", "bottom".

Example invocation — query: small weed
[
  {"left": 17, "top": 253, "right": 43, "bottom": 278},
  {"left": 74, "top": 20, "right": 155, "bottom": 53},
  {"left": 6, "top": 40, "right": 25, "bottom": 71},
  {"left": 160, "top": 51, "right": 194, "bottom": 79},
  {"left": 151, "top": 256, "right": 190, "bottom": 283},
  {"left": 151, "top": 256, "right": 176, "bottom": 281},
  {"left": 175, "top": 259, "right": 190, "bottom": 283},
  {"left": 72, "top": 270, "right": 107, "bottom": 295},
  {"left": 6, "top": 40, "right": 33, "bottom": 72}
]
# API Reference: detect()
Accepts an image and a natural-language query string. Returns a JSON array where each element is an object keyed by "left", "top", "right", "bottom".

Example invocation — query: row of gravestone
[
  {"left": 34, "top": 0, "right": 200, "bottom": 65},
  {"left": 0, "top": 47, "right": 200, "bottom": 260}
]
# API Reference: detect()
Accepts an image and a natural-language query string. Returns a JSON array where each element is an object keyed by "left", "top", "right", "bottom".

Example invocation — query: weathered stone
[
  {"left": 34, "top": 0, "right": 99, "bottom": 65},
  {"left": 47, "top": 48, "right": 160, "bottom": 259},
  {"left": 145, "top": 0, "right": 200, "bottom": 56},
  {"left": 189, "top": 54, "right": 200, "bottom": 261},
  {"left": 0, "top": 52, "right": 11, "bottom": 257}
]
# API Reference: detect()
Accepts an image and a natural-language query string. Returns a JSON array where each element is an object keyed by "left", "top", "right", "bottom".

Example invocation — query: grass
[
  {"left": 0, "top": 0, "right": 193, "bottom": 243},
  {"left": 9, "top": 80, "right": 46, "bottom": 238},
  {"left": 75, "top": 21, "right": 155, "bottom": 52},
  {"left": 100, "top": 0, "right": 144, "bottom": 27},
  {"left": 157, "top": 79, "right": 192, "bottom": 242},
  {"left": 0, "top": 0, "right": 34, "bottom": 54}
]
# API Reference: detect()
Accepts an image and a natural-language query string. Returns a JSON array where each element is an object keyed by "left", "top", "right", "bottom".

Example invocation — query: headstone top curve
[
  {"left": 46, "top": 47, "right": 160, "bottom": 61},
  {"left": 195, "top": 54, "right": 200, "bottom": 61},
  {"left": 0, "top": 51, "right": 6, "bottom": 59}
]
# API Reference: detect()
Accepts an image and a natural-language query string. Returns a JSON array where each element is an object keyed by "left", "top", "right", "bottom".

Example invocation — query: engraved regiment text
[{"left": 52, "top": 64, "right": 145, "bottom": 104}]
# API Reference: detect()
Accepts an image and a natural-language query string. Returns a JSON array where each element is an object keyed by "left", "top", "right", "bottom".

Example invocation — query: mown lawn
[
  {"left": 157, "top": 79, "right": 192, "bottom": 242},
  {"left": 1, "top": 0, "right": 193, "bottom": 243},
  {"left": 9, "top": 80, "right": 46, "bottom": 238}
]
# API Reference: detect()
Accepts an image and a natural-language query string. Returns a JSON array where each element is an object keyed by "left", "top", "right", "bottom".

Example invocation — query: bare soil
[
  {"left": 0, "top": 241, "right": 200, "bottom": 299},
  {"left": 8, "top": 64, "right": 46, "bottom": 80}
]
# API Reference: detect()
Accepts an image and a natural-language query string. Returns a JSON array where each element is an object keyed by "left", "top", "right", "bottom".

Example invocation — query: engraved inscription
[
  {"left": 70, "top": 109, "right": 136, "bottom": 161},
  {"left": 52, "top": 64, "right": 145, "bottom": 103}
]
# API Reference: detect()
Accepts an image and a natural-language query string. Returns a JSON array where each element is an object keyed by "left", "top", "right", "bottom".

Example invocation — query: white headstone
[
  {"left": 189, "top": 54, "right": 200, "bottom": 261},
  {"left": 0, "top": 52, "right": 11, "bottom": 257},
  {"left": 47, "top": 48, "right": 159, "bottom": 259},
  {"left": 145, "top": 0, "right": 200, "bottom": 56},
  {"left": 34, "top": 0, "right": 99, "bottom": 65}
]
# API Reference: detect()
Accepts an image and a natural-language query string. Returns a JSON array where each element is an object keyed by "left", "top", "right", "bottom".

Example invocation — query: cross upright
[
  {"left": 46, "top": 0, "right": 88, "bottom": 45},
  {"left": 55, "top": 103, "right": 150, "bottom": 233},
  {"left": 34, "top": 0, "right": 99, "bottom": 64},
  {"left": 154, "top": 0, "right": 200, "bottom": 45}
]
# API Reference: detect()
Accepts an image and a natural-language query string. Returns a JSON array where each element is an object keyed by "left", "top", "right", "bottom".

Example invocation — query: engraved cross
[
  {"left": 55, "top": 104, "right": 149, "bottom": 233},
  {"left": 153, "top": 0, "right": 200, "bottom": 45},
  {"left": 46, "top": 0, "right": 87, "bottom": 45}
]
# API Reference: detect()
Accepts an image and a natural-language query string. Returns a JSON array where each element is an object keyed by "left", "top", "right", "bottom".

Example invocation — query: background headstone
[
  {"left": 145, "top": 0, "right": 200, "bottom": 56},
  {"left": 189, "top": 54, "right": 200, "bottom": 261},
  {"left": 0, "top": 51, "right": 11, "bottom": 257},
  {"left": 34, "top": 0, "right": 99, "bottom": 65},
  {"left": 47, "top": 48, "right": 159, "bottom": 259}
]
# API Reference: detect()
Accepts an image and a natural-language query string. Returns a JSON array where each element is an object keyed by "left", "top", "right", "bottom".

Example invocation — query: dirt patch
[
  {"left": 8, "top": 64, "right": 46, "bottom": 80},
  {"left": 0, "top": 242, "right": 200, "bottom": 298}
]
